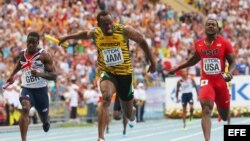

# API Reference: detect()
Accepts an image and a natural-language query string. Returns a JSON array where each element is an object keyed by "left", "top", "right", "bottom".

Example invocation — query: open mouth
[
  {"left": 207, "top": 28, "right": 215, "bottom": 33},
  {"left": 107, "top": 29, "right": 112, "bottom": 33}
]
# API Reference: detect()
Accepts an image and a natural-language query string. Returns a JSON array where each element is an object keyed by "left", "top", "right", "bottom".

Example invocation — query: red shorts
[{"left": 199, "top": 77, "right": 230, "bottom": 109}]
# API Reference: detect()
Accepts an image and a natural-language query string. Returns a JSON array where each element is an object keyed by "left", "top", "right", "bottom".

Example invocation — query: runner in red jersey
[{"left": 168, "top": 19, "right": 236, "bottom": 141}]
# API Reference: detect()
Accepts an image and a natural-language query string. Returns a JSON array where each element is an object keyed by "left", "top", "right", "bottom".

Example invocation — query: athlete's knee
[
  {"left": 202, "top": 106, "right": 212, "bottom": 115},
  {"left": 21, "top": 106, "right": 30, "bottom": 114},
  {"left": 20, "top": 100, "right": 31, "bottom": 114},
  {"left": 102, "top": 94, "right": 111, "bottom": 107}
]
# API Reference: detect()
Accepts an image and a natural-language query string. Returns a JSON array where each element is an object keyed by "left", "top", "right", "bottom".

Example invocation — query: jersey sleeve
[{"left": 224, "top": 39, "right": 233, "bottom": 55}]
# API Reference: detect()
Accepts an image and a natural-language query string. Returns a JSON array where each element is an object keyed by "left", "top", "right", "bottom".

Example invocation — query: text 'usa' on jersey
[
  {"left": 194, "top": 36, "right": 233, "bottom": 79},
  {"left": 20, "top": 48, "right": 47, "bottom": 88}
]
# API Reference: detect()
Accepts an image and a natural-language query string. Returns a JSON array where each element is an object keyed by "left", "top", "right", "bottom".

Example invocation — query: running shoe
[
  {"left": 182, "top": 127, "right": 188, "bottom": 131},
  {"left": 128, "top": 119, "right": 136, "bottom": 128},
  {"left": 123, "top": 130, "right": 127, "bottom": 136},
  {"left": 43, "top": 122, "right": 50, "bottom": 132}
]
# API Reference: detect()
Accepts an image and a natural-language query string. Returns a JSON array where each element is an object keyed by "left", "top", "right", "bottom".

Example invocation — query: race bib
[
  {"left": 23, "top": 71, "right": 40, "bottom": 84},
  {"left": 203, "top": 58, "right": 221, "bottom": 74},
  {"left": 102, "top": 48, "right": 124, "bottom": 66},
  {"left": 200, "top": 79, "right": 208, "bottom": 86}
]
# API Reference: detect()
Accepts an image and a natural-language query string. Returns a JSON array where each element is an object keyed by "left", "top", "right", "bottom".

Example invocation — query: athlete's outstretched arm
[
  {"left": 168, "top": 52, "right": 201, "bottom": 75},
  {"left": 58, "top": 30, "right": 94, "bottom": 46},
  {"left": 31, "top": 52, "right": 57, "bottom": 81},
  {"left": 124, "top": 26, "right": 156, "bottom": 73}
]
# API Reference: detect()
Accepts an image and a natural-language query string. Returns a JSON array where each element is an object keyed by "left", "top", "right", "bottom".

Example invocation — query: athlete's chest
[
  {"left": 197, "top": 41, "right": 225, "bottom": 58},
  {"left": 20, "top": 53, "right": 44, "bottom": 70},
  {"left": 180, "top": 79, "right": 192, "bottom": 88},
  {"left": 96, "top": 35, "right": 126, "bottom": 48}
]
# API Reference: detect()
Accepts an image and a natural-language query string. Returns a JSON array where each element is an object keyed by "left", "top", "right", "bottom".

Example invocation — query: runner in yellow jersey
[{"left": 59, "top": 11, "right": 156, "bottom": 141}]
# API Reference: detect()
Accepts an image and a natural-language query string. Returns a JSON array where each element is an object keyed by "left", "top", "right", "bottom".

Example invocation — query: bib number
[
  {"left": 203, "top": 58, "right": 221, "bottom": 74},
  {"left": 102, "top": 48, "right": 124, "bottom": 66},
  {"left": 200, "top": 80, "right": 208, "bottom": 86}
]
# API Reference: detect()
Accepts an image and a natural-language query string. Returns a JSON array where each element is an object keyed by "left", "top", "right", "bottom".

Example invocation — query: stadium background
[{"left": 0, "top": 0, "right": 249, "bottom": 131}]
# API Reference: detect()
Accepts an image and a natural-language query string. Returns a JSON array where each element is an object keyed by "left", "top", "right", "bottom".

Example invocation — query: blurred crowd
[{"left": 0, "top": 0, "right": 250, "bottom": 126}]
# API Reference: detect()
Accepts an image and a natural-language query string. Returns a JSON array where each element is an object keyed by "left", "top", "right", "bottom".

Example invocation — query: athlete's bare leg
[
  {"left": 19, "top": 99, "right": 31, "bottom": 141},
  {"left": 217, "top": 108, "right": 230, "bottom": 124},
  {"left": 182, "top": 106, "right": 187, "bottom": 128},
  {"left": 200, "top": 100, "right": 214, "bottom": 141},
  {"left": 98, "top": 80, "right": 115, "bottom": 140},
  {"left": 227, "top": 111, "right": 231, "bottom": 125},
  {"left": 189, "top": 103, "right": 194, "bottom": 121},
  {"left": 119, "top": 98, "right": 135, "bottom": 122},
  {"left": 113, "top": 110, "right": 127, "bottom": 135},
  {"left": 123, "top": 116, "right": 128, "bottom": 134},
  {"left": 106, "top": 118, "right": 109, "bottom": 133}
]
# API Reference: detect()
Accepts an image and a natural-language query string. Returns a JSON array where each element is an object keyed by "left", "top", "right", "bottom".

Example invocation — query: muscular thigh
[
  {"left": 199, "top": 79, "right": 215, "bottom": 101},
  {"left": 99, "top": 72, "right": 133, "bottom": 101},
  {"left": 99, "top": 72, "right": 116, "bottom": 100},
  {"left": 214, "top": 80, "right": 230, "bottom": 109}
]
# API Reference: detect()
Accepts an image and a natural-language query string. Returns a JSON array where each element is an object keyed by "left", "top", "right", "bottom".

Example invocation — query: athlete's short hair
[
  {"left": 206, "top": 18, "right": 219, "bottom": 28},
  {"left": 97, "top": 11, "right": 110, "bottom": 23},
  {"left": 28, "top": 32, "right": 40, "bottom": 41}
]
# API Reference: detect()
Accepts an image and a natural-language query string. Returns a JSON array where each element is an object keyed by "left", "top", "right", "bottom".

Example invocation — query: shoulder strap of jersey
[
  {"left": 30, "top": 48, "right": 44, "bottom": 61},
  {"left": 113, "top": 24, "right": 124, "bottom": 34},
  {"left": 94, "top": 27, "right": 103, "bottom": 37},
  {"left": 38, "top": 48, "right": 44, "bottom": 53}
]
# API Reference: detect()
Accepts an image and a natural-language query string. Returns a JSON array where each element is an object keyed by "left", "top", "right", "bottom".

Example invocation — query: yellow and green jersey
[{"left": 94, "top": 24, "right": 133, "bottom": 75}]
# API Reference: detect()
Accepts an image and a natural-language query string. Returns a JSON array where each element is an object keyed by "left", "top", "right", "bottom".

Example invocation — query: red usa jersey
[{"left": 194, "top": 36, "right": 233, "bottom": 79}]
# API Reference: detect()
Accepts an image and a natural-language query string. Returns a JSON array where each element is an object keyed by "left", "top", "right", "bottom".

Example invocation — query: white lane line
[
  {"left": 34, "top": 119, "right": 183, "bottom": 141},
  {"left": 2, "top": 120, "right": 169, "bottom": 141},
  {"left": 1, "top": 127, "right": 96, "bottom": 141},
  {"left": 67, "top": 120, "right": 201, "bottom": 141},
  {"left": 118, "top": 124, "right": 203, "bottom": 141}
]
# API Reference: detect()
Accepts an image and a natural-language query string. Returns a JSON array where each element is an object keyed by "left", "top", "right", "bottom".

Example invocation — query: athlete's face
[
  {"left": 98, "top": 15, "right": 114, "bottom": 36},
  {"left": 26, "top": 36, "right": 39, "bottom": 54},
  {"left": 181, "top": 69, "right": 188, "bottom": 78},
  {"left": 205, "top": 19, "right": 218, "bottom": 36}
]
